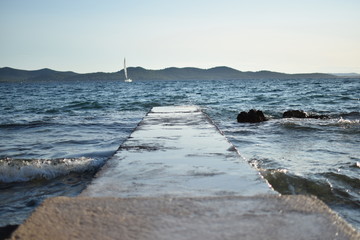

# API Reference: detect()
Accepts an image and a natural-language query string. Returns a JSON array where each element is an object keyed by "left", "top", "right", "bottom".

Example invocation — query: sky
[{"left": 0, "top": 0, "right": 359, "bottom": 74}]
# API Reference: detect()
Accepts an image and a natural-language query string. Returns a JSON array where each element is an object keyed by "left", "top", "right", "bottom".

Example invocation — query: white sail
[
  {"left": 123, "top": 58, "right": 132, "bottom": 82},
  {"left": 124, "top": 58, "right": 128, "bottom": 79}
]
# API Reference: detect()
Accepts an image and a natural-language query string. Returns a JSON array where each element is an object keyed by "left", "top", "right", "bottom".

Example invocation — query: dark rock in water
[
  {"left": 26, "top": 199, "right": 38, "bottom": 207},
  {"left": 283, "top": 110, "right": 307, "bottom": 118},
  {"left": 237, "top": 109, "right": 267, "bottom": 123},
  {"left": 307, "top": 114, "right": 330, "bottom": 119},
  {"left": 283, "top": 110, "right": 330, "bottom": 119},
  {"left": 0, "top": 225, "right": 18, "bottom": 240}
]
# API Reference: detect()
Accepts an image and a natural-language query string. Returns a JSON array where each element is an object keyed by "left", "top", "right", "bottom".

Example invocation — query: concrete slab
[
  {"left": 81, "top": 106, "right": 273, "bottom": 197},
  {"left": 10, "top": 195, "right": 360, "bottom": 240}
]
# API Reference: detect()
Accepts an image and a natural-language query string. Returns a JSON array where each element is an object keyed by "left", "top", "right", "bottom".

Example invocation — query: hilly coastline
[{"left": 0, "top": 66, "right": 339, "bottom": 82}]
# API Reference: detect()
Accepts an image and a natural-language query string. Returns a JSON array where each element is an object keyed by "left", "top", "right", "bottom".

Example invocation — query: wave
[
  {"left": 270, "top": 111, "right": 359, "bottom": 121},
  {"left": 351, "top": 162, "right": 360, "bottom": 168},
  {"left": 64, "top": 101, "right": 106, "bottom": 110},
  {"left": 321, "top": 171, "right": 360, "bottom": 190},
  {"left": 257, "top": 168, "right": 359, "bottom": 207},
  {"left": 335, "top": 117, "right": 360, "bottom": 125},
  {"left": 247, "top": 158, "right": 359, "bottom": 206},
  {"left": 341, "top": 111, "right": 360, "bottom": 118},
  {"left": 0, "top": 121, "right": 53, "bottom": 130},
  {"left": 280, "top": 120, "right": 320, "bottom": 131},
  {"left": 260, "top": 168, "right": 323, "bottom": 195},
  {"left": 279, "top": 117, "right": 359, "bottom": 131},
  {"left": 0, "top": 157, "right": 104, "bottom": 183}
]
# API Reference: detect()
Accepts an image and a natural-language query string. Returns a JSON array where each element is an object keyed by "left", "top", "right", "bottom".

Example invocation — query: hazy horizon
[
  {"left": 2, "top": 65, "right": 358, "bottom": 76},
  {"left": 1, "top": 0, "right": 359, "bottom": 74}
]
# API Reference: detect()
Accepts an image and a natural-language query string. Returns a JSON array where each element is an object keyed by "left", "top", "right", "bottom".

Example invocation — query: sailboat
[{"left": 123, "top": 58, "right": 132, "bottom": 82}]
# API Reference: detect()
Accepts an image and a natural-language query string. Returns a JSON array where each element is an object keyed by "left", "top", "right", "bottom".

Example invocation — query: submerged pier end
[{"left": 11, "top": 106, "right": 359, "bottom": 239}]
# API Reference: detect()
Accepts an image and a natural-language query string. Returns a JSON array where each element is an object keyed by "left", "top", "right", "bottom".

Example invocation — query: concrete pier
[
  {"left": 10, "top": 106, "right": 360, "bottom": 239},
  {"left": 81, "top": 105, "right": 272, "bottom": 197}
]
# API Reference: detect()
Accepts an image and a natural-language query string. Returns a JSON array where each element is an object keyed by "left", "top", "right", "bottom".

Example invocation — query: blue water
[{"left": 0, "top": 78, "right": 359, "bottom": 230}]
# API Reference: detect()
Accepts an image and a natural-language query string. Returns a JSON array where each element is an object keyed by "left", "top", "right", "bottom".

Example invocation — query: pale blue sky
[{"left": 1, "top": 0, "right": 359, "bottom": 73}]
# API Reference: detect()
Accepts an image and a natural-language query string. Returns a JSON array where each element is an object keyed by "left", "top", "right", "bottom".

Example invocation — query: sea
[{"left": 0, "top": 78, "right": 359, "bottom": 231}]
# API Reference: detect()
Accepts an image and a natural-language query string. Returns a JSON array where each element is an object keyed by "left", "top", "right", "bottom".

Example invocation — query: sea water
[{"left": 0, "top": 78, "right": 359, "bottom": 230}]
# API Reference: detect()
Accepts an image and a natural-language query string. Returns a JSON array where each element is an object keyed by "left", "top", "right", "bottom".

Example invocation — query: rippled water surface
[{"left": 0, "top": 78, "right": 359, "bottom": 229}]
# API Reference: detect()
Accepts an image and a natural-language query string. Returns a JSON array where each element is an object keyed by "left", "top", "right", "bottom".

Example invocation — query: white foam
[
  {"left": 337, "top": 117, "right": 360, "bottom": 125},
  {"left": 0, "top": 157, "right": 102, "bottom": 183}
]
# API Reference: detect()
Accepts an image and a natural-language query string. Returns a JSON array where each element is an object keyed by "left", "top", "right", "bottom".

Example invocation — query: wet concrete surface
[{"left": 81, "top": 106, "right": 272, "bottom": 197}]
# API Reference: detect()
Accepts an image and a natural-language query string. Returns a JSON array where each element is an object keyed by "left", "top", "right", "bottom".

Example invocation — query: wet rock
[
  {"left": 26, "top": 199, "right": 38, "bottom": 207},
  {"left": 283, "top": 110, "right": 307, "bottom": 118},
  {"left": 0, "top": 225, "right": 18, "bottom": 240},
  {"left": 283, "top": 110, "right": 329, "bottom": 119},
  {"left": 307, "top": 114, "right": 330, "bottom": 119},
  {"left": 237, "top": 109, "right": 267, "bottom": 123}
]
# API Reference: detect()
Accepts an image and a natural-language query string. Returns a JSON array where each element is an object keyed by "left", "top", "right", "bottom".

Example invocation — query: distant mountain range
[
  {"left": 0, "top": 66, "right": 352, "bottom": 82},
  {"left": 332, "top": 73, "right": 360, "bottom": 77}
]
